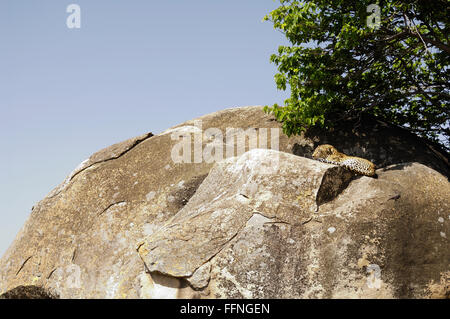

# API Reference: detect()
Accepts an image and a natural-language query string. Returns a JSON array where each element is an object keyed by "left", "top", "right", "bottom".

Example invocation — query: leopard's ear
[{"left": 325, "top": 144, "right": 337, "bottom": 154}]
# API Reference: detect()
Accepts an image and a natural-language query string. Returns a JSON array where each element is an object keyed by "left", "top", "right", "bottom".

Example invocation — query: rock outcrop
[{"left": 0, "top": 106, "right": 449, "bottom": 299}]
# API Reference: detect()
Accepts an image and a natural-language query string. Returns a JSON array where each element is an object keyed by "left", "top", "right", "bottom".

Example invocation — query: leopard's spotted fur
[{"left": 312, "top": 144, "right": 376, "bottom": 177}]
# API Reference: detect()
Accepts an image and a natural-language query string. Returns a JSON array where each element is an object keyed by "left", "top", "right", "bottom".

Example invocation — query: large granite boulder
[{"left": 0, "top": 106, "right": 448, "bottom": 298}]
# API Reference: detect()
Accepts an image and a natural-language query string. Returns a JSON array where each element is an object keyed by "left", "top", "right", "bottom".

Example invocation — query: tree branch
[{"left": 407, "top": 30, "right": 450, "bottom": 54}]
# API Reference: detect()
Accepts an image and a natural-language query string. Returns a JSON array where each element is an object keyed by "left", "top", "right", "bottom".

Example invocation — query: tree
[{"left": 263, "top": 0, "right": 449, "bottom": 149}]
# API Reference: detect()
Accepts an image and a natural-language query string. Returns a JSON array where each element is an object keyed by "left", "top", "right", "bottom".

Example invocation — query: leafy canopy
[{"left": 264, "top": 0, "right": 449, "bottom": 149}]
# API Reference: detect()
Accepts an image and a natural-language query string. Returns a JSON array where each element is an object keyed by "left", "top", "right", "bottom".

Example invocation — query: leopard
[{"left": 312, "top": 144, "right": 376, "bottom": 177}]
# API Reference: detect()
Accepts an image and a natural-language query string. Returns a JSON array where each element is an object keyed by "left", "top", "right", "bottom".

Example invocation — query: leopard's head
[{"left": 312, "top": 144, "right": 338, "bottom": 159}]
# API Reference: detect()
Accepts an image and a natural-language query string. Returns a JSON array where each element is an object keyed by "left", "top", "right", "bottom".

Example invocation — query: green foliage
[{"left": 264, "top": 0, "right": 449, "bottom": 149}]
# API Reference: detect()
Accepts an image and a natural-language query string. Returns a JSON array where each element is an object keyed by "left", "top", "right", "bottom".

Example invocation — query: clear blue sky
[{"left": 0, "top": 0, "right": 289, "bottom": 256}]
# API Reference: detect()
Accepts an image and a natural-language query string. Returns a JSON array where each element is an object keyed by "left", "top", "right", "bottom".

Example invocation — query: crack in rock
[
  {"left": 46, "top": 132, "right": 153, "bottom": 200},
  {"left": 15, "top": 256, "right": 32, "bottom": 276},
  {"left": 98, "top": 201, "right": 127, "bottom": 217}
]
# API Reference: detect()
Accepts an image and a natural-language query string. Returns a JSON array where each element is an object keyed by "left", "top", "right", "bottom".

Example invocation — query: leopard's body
[{"left": 312, "top": 144, "right": 376, "bottom": 177}]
